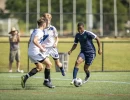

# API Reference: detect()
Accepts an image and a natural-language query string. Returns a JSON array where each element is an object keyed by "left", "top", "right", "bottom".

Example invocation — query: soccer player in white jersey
[
  {"left": 21, "top": 18, "right": 55, "bottom": 88},
  {"left": 41, "top": 13, "right": 65, "bottom": 81}
]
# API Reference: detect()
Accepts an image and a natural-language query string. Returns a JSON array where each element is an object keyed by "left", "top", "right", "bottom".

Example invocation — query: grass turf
[
  {"left": 0, "top": 37, "right": 130, "bottom": 72},
  {"left": 0, "top": 72, "right": 130, "bottom": 100}
]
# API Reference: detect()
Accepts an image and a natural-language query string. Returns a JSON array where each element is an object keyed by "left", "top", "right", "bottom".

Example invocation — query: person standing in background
[{"left": 8, "top": 27, "right": 22, "bottom": 73}]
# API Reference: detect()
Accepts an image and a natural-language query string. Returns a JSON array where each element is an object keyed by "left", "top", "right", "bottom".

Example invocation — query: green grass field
[
  {"left": 0, "top": 72, "right": 130, "bottom": 100},
  {"left": 0, "top": 37, "right": 130, "bottom": 72}
]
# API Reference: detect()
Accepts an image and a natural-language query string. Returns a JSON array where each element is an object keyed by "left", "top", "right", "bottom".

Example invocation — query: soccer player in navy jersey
[{"left": 68, "top": 22, "right": 102, "bottom": 84}]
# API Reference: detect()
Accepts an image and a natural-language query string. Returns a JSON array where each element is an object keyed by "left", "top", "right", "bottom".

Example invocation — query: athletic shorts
[
  {"left": 42, "top": 47, "right": 59, "bottom": 60},
  {"left": 9, "top": 49, "right": 20, "bottom": 63},
  {"left": 28, "top": 53, "right": 46, "bottom": 63},
  {"left": 78, "top": 52, "right": 96, "bottom": 65}
]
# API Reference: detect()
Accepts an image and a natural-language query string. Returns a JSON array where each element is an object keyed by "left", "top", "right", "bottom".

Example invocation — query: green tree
[
  {"left": 4, "top": 0, "right": 129, "bottom": 36},
  {"left": 94, "top": 0, "right": 128, "bottom": 35}
]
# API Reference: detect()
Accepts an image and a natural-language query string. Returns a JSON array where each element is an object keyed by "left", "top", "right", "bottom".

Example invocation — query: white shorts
[
  {"left": 28, "top": 53, "right": 46, "bottom": 63},
  {"left": 42, "top": 47, "right": 59, "bottom": 60}
]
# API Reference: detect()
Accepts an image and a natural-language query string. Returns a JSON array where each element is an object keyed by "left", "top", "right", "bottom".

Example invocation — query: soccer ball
[{"left": 74, "top": 78, "right": 82, "bottom": 87}]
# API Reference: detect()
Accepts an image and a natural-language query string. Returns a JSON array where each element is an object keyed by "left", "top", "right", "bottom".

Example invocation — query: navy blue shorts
[{"left": 78, "top": 52, "right": 96, "bottom": 65}]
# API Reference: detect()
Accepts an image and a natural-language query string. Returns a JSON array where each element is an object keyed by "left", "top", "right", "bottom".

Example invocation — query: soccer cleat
[
  {"left": 70, "top": 79, "right": 76, "bottom": 85},
  {"left": 21, "top": 75, "right": 26, "bottom": 88},
  {"left": 43, "top": 80, "right": 55, "bottom": 88},
  {"left": 70, "top": 81, "right": 74, "bottom": 85},
  {"left": 83, "top": 76, "right": 90, "bottom": 84}
]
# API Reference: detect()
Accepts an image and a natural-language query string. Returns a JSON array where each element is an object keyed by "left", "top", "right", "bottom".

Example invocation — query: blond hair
[{"left": 43, "top": 13, "right": 52, "bottom": 20}]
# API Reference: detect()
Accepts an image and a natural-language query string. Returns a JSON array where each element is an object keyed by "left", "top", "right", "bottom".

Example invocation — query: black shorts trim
[
  {"left": 35, "top": 58, "right": 46, "bottom": 64},
  {"left": 53, "top": 57, "right": 59, "bottom": 60}
]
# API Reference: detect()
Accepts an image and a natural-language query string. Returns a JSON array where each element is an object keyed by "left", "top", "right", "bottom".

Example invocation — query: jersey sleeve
[
  {"left": 35, "top": 30, "right": 41, "bottom": 39},
  {"left": 74, "top": 34, "right": 78, "bottom": 44},
  {"left": 87, "top": 31, "right": 97, "bottom": 39},
  {"left": 53, "top": 26, "right": 58, "bottom": 37}
]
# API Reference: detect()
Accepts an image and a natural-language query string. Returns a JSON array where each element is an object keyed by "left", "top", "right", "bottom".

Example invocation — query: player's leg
[
  {"left": 70, "top": 53, "right": 85, "bottom": 85},
  {"left": 9, "top": 50, "right": 14, "bottom": 72},
  {"left": 50, "top": 47, "right": 65, "bottom": 76},
  {"left": 43, "top": 58, "right": 52, "bottom": 82},
  {"left": 83, "top": 53, "right": 96, "bottom": 84},
  {"left": 21, "top": 54, "right": 45, "bottom": 88},
  {"left": 54, "top": 59, "right": 65, "bottom": 76},
  {"left": 83, "top": 64, "right": 90, "bottom": 83},
  {"left": 21, "top": 62, "right": 43, "bottom": 88},
  {"left": 41, "top": 48, "right": 54, "bottom": 88},
  {"left": 43, "top": 58, "right": 55, "bottom": 88}
]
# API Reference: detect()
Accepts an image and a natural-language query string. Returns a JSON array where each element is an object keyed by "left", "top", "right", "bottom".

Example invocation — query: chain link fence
[{"left": 0, "top": 41, "right": 130, "bottom": 72}]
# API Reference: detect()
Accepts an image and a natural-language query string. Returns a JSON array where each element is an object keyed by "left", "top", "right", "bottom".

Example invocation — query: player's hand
[
  {"left": 68, "top": 50, "right": 72, "bottom": 55},
  {"left": 40, "top": 48, "right": 46, "bottom": 52},
  {"left": 53, "top": 43, "right": 57, "bottom": 48},
  {"left": 40, "top": 45, "right": 46, "bottom": 52},
  {"left": 98, "top": 49, "right": 102, "bottom": 55},
  {"left": 41, "top": 44, "right": 45, "bottom": 48}
]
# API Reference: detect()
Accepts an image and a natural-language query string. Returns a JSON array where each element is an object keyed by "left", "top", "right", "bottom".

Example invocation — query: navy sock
[
  {"left": 86, "top": 70, "right": 90, "bottom": 78},
  {"left": 60, "top": 67, "right": 64, "bottom": 72},
  {"left": 73, "top": 67, "right": 79, "bottom": 79}
]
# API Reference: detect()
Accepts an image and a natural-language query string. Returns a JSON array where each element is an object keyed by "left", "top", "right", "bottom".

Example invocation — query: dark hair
[
  {"left": 37, "top": 17, "right": 47, "bottom": 26},
  {"left": 77, "top": 22, "right": 84, "bottom": 27}
]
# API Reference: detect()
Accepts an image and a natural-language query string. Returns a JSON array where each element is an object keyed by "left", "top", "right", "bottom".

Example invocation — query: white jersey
[
  {"left": 28, "top": 29, "right": 44, "bottom": 56},
  {"left": 41, "top": 25, "right": 58, "bottom": 47}
]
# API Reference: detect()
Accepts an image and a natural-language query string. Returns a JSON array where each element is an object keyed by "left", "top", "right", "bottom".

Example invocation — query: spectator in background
[{"left": 8, "top": 27, "right": 22, "bottom": 73}]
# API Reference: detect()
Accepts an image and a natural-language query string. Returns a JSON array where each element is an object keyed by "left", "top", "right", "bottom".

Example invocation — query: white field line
[{"left": 9, "top": 76, "right": 130, "bottom": 84}]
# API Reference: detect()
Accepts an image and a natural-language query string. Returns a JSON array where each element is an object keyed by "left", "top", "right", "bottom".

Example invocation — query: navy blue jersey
[{"left": 74, "top": 30, "right": 97, "bottom": 53}]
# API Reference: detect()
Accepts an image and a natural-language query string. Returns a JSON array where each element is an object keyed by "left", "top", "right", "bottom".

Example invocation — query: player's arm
[
  {"left": 68, "top": 43, "right": 77, "bottom": 55},
  {"left": 95, "top": 36, "right": 102, "bottom": 55},
  {"left": 33, "top": 36, "right": 45, "bottom": 52},
  {"left": 53, "top": 27, "right": 59, "bottom": 48},
  {"left": 53, "top": 36, "right": 58, "bottom": 48},
  {"left": 68, "top": 34, "right": 78, "bottom": 55}
]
